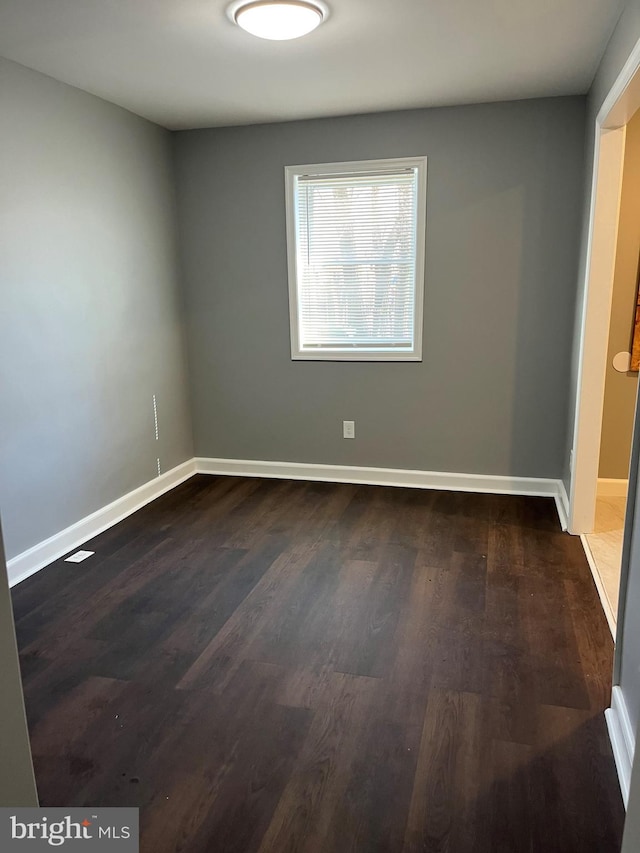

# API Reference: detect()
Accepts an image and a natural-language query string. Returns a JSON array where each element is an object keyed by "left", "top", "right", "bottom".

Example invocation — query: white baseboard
[
  {"left": 7, "top": 459, "right": 196, "bottom": 587},
  {"left": 605, "top": 685, "right": 636, "bottom": 807},
  {"left": 555, "top": 481, "right": 570, "bottom": 532},
  {"left": 7, "top": 456, "right": 567, "bottom": 589},
  {"left": 580, "top": 534, "right": 616, "bottom": 638},
  {"left": 597, "top": 478, "right": 629, "bottom": 498},
  {"left": 195, "top": 457, "right": 565, "bottom": 519}
]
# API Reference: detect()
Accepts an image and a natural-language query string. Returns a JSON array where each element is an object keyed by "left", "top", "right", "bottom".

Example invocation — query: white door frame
[{"left": 569, "top": 38, "right": 640, "bottom": 535}]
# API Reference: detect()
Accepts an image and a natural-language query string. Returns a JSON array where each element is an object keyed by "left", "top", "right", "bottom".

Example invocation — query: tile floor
[{"left": 585, "top": 495, "right": 626, "bottom": 632}]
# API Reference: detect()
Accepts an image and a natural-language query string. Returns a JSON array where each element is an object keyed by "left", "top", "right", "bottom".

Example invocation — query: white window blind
[{"left": 285, "top": 157, "right": 427, "bottom": 361}]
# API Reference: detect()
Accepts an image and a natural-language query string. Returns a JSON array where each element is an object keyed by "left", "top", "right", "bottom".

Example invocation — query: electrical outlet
[{"left": 343, "top": 420, "right": 355, "bottom": 439}]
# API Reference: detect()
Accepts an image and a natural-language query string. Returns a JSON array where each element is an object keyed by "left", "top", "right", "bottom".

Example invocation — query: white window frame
[{"left": 284, "top": 156, "right": 427, "bottom": 361}]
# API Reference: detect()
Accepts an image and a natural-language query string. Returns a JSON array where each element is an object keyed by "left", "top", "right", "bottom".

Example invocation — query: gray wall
[
  {"left": 620, "top": 438, "right": 640, "bottom": 739},
  {"left": 599, "top": 107, "right": 640, "bottom": 480},
  {"left": 0, "top": 59, "right": 193, "bottom": 562},
  {"left": 0, "top": 521, "right": 38, "bottom": 805},
  {"left": 174, "top": 97, "right": 586, "bottom": 478},
  {"left": 623, "top": 742, "right": 640, "bottom": 852}
]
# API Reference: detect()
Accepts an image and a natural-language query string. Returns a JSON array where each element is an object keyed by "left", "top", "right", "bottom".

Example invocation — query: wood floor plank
[
  {"left": 332, "top": 545, "right": 416, "bottom": 679},
  {"left": 176, "top": 541, "right": 323, "bottom": 691},
  {"left": 11, "top": 477, "right": 624, "bottom": 852},
  {"left": 243, "top": 541, "right": 346, "bottom": 669},
  {"left": 402, "top": 689, "right": 485, "bottom": 853},
  {"left": 256, "top": 672, "right": 378, "bottom": 853},
  {"left": 317, "top": 716, "right": 416, "bottom": 853},
  {"left": 139, "top": 662, "right": 311, "bottom": 853}
]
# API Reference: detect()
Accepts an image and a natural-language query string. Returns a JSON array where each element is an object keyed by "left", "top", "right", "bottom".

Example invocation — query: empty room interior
[{"left": 5, "top": 1, "right": 640, "bottom": 851}]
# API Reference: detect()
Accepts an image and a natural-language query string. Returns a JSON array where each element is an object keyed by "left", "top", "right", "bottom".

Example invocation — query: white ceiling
[{"left": 0, "top": 0, "right": 624, "bottom": 130}]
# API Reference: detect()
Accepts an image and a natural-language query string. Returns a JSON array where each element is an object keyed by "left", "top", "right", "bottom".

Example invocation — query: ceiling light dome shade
[{"left": 232, "top": 1, "right": 326, "bottom": 40}]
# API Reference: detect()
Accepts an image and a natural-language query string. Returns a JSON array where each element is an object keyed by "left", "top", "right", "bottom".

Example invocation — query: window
[{"left": 285, "top": 156, "right": 427, "bottom": 361}]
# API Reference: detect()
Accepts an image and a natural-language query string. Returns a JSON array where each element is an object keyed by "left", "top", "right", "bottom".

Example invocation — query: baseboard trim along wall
[
  {"left": 556, "top": 481, "right": 570, "bottom": 533},
  {"left": 6, "top": 457, "right": 569, "bottom": 589},
  {"left": 195, "top": 457, "right": 567, "bottom": 528},
  {"left": 605, "top": 685, "right": 636, "bottom": 808},
  {"left": 7, "top": 459, "right": 196, "bottom": 587},
  {"left": 597, "top": 478, "right": 629, "bottom": 498}
]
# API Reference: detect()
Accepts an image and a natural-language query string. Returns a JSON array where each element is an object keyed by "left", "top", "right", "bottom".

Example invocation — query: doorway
[
  {"left": 581, "top": 109, "right": 640, "bottom": 634},
  {"left": 570, "top": 39, "right": 640, "bottom": 641}
]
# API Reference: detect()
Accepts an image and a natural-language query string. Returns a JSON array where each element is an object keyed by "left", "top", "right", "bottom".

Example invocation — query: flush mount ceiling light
[{"left": 229, "top": 1, "right": 327, "bottom": 41}]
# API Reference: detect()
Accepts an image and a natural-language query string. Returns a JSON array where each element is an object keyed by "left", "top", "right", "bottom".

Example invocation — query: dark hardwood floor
[{"left": 12, "top": 475, "right": 624, "bottom": 852}]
